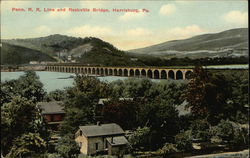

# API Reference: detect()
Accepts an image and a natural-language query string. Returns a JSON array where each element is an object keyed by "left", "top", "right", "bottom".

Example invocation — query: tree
[
  {"left": 6, "top": 133, "right": 46, "bottom": 158},
  {"left": 183, "top": 66, "right": 230, "bottom": 124},
  {"left": 222, "top": 70, "right": 248, "bottom": 123},
  {"left": 102, "top": 99, "right": 139, "bottom": 129},
  {"left": 60, "top": 76, "right": 111, "bottom": 135},
  {"left": 0, "top": 80, "right": 18, "bottom": 106},
  {"left": 16, "top": 71, "right": 46, "bottom": 102},
  {"left": 122, "top": 79, "right": 153, "bottom": 98},
  {"left": 1, "top": 96, "right": 47, "bottom": 155},
  {"left": 0, "top": 71, "right": 46, "bottom": 105},
  {"left": 55, "top": 134, "right": 79, "bottom": 158},
  {"left": 128, "top": 126, "right": 151, "bottom": 150},
  {"left": 45, "top": 89, "right": 66, "bottom": 101},
  {"left": 138, "top": 99, "right": 180, "bottom": 149}
]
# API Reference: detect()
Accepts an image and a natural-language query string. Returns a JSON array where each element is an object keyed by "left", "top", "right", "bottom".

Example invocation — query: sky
[{"left": 1, "top": 0, "right": 248, "bottom": 50}]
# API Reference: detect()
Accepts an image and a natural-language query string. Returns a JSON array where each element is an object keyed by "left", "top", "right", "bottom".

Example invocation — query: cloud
[
  {"left": 46, "top": 8, "right": 71, "bottom": 19},
  {"left": 223, "top": 10, "right": 248, "bottom": 26},
  {"left": 166, "top": 25, "right": 207, "bottom": 39},
  {"left": 67, "top": 25, "right": 113, "bottom": 37},
  {"left": 119, "top": 10, "right": 146, "bottom": 21},
  {"left": 159, "top": 4, "right": 176, "bottom": 15},
  {"left": 34, "top": 25, "right": 51, "bottom": 33},
  {"left": 126, "top": 28, "right": 153, "bottom": 37}
]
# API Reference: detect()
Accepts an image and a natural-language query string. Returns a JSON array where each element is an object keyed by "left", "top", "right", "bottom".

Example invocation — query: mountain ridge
[
  {"left": 1, "top": 28, "right": 248, "bottom": 66},
  {"left": 2, "top": 35, "right": 144, "bottom": 66},
  {"left": 129, "top": 28, "right": 248, "bottom": 58}
]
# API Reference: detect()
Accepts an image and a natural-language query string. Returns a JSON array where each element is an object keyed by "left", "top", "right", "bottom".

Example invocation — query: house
[
  {"left": 37, "top": 101, "right": 65, "bottom": 130},
  {"left": 75, "top": 123, "right": 128, "bottom": 156}
]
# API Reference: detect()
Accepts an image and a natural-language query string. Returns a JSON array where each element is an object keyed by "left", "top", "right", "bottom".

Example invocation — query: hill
[
  {"left": 2, "top": 35, "right": 145, "bottom": 66},
  {"left": 1, "top": 43, "right": 56, "bottom": 65},
  {"left": 129, "top": 28, "right": 248, "bottom": 59}
]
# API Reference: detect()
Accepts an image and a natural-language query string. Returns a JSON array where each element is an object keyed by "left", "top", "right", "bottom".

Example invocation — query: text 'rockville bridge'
[{"left": 46, "top": 65, "right": 193, "bottom": 80}]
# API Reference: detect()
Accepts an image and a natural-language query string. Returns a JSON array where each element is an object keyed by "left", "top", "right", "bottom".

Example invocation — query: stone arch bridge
[{"left": 45, "top": 65, "right": 193, "bottom": 80}]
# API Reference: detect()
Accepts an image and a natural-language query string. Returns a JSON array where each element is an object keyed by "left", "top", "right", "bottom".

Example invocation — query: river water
[{"left": 1, "top": 71, "right": 129, "bottom": 92}]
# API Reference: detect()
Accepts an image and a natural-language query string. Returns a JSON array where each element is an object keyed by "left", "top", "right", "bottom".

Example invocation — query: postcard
[{"left": 1, "top": 0, "right": 248, "bottom": 158}]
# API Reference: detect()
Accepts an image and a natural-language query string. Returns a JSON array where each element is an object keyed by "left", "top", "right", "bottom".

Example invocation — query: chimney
[
  {"left": 97, "top": 121, "right": 101, "bottom": 126},
  {"left": 111, "top": 137, "right": 114, "bottom": 143}
]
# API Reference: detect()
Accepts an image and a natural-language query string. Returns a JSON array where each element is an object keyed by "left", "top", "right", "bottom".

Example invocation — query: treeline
[
  {"left": 1, "top": 69, "right": 249, "bottom": 157},
  {"left": 137, "top": 56, "right": 248, "bottom": 66}
]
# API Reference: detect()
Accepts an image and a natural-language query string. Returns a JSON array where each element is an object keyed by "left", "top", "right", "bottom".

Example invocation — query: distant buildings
[
  {"left": 130, "top": 58, "right": 138, "bottom": 61},
  {"left": 75, "top": 123, "right": 128, "bottom": 156}
]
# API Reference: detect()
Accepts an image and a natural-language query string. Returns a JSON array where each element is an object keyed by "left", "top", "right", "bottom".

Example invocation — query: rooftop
[
  {"left": 79, "top": 123, "right": 125, "bottom": 138},
  {"left": 37, "top": 101, "right": 65, "bottom": 114},
  {"left": 106, "top": 136, "right": 128, "bottom": 146},
  {"left": 98, "top": 98, "right": 133, "bottom": 105}
]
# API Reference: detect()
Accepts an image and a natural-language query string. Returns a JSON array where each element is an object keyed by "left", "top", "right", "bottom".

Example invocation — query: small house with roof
[
  {"left": 37, "top": 101, "right": 65, "bottom": 130},
  {"left": 75, "top": 123, "right": 128, "bottom": 156}
]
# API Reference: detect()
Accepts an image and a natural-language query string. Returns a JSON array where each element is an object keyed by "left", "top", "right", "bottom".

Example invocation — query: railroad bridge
[{"left": 45, "top": 65, "right": 193, "bottom": 80}]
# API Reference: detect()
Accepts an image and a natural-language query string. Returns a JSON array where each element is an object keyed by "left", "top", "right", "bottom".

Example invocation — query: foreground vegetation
[{"left": 1, "top": 67, "right": 249, "bottom": 157}]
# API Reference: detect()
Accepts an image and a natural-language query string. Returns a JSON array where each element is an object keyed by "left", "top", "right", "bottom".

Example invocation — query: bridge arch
[
  {"left": 147, "top": 70, "right": 153, "bottom": 78},
  {"left": 109, "top": 69, "right": 113, "bottom": 75},
  {"left": 185, "top": 71, "right": 193, "bottom": 79},
  {"left": 141, "top": 69, "right": 146, "bottom": 78},
  {"left": 114, "top": 69, "right": 118, "bottom": 76},
  {"left": 100, "top": 68, "right": 104, "bottom": 75},
  {"left": 96, "top": 68, "right": 100, "bottom": 75},
  {"left": 105, "top": 68, "right": 108, "bottom": 75},
  {"left": 154, "top": 70, "right": 160, "bottom": 79},
  {"left": 135, "top": 69, "right": 140, "bottom": 77},
  {"left": 92, "top": 68, "right": 96, "bottom": 74},
  {"left": 176, "top": 70, "right": 183, "bottom": 80},
  {"left": 168, "top": 70, "right": 175, "bottom": 79},
  {"left": 88, "top": 68, "right": 91, "bottom": 74},
  {"left": 161, "top": 70, "right": 167, "bottom": 79},
  {"left": 118, "top": 69, "right": 123, "bottom": 76},
  {"left": 124, "top": 69, "right": 128, "bottom": 76},
  {"left": 129, "top": 69, "right": 134, "bottom": 77}
]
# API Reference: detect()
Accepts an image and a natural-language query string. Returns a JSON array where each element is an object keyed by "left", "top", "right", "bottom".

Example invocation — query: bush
[
  {"left": 210, "top": 120, "right": 249, "bottom": 147},
  {"left": 175, "top": 130, "right": 193, "bottom": 151},
  {"left": 158, "top": 143, "right": 178, "bottom": 155},
  {"left": 210, "top": 120, "right": 234, "bottom": 143},
  {"left": 55, "top": 134, "right": 80, "bottom": 158},
  {"left": 128, "top": 126, "right": 151, "bottom": 150},
  {"left": 190, "top": 119, "right": 211, "bottom": 141},
  {"left": 6, "top": 133, "right": 46, "bottom": 158},
  {"left": 47, "top": 153, "right": 62, "bottom": 158}
]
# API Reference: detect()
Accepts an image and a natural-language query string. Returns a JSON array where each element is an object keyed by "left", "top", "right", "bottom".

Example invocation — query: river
[{"left": 1, "top": 71, "right": 130, "bottom": 92}]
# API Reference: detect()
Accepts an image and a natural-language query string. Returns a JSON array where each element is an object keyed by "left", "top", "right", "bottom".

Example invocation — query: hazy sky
[{"left": 1, "top": 0, "right": 248, "bottom": 50}]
